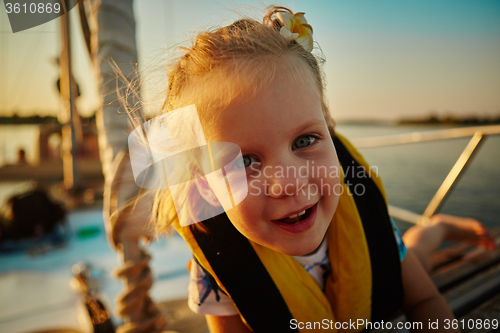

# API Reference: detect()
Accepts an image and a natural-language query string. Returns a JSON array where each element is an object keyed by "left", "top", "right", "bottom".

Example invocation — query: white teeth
[{"left": 287, "top": 210, "right": 306, "bottom": 219}]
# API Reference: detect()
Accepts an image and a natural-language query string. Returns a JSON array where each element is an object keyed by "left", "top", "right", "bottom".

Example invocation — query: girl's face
[{"left": 206, "top": 68, "right": 341, "bottom": 256}]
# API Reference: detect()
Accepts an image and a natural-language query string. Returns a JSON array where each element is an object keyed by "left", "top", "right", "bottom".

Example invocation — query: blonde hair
[{"left": 152, "top": 6, "right": 335, "bottom": 234}]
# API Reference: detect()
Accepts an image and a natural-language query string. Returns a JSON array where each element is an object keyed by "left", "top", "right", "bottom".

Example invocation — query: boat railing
[{"left": 350, "top": 124, "right": 500, "bottom": 226}]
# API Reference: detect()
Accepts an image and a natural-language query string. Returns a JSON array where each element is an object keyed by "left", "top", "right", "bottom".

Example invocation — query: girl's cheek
[
  {"left": 226, "top": 205, "right": 260, "bottom": 237},
  {"left": 247, "top": 178, "right": 264, "bottom": 197}
]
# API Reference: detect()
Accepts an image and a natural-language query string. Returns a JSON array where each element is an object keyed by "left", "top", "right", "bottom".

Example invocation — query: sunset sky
[{"left": 1, "top": 0, "right": 499, "bottom": 121}]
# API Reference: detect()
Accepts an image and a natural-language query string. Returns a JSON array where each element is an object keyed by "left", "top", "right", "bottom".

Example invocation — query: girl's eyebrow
[{"left": 291, "top": 119, "right": 326, "bottom": 134}]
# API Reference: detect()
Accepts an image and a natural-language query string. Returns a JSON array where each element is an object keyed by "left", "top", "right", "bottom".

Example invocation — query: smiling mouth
[{"left": 275, "top": 205, "right": 315, "bottom": 224}]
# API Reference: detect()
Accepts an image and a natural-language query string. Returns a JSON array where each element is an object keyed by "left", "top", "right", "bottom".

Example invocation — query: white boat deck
[{"left": 0, "top": 208, "right": 193, "bottom": 333}]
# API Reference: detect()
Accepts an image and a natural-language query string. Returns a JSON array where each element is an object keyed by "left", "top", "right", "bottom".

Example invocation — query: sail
[{"left": 87, "top": 0, "right": 139, "bottom": 181}]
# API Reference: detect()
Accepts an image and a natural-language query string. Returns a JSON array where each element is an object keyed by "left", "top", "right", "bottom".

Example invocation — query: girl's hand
[
  {"left": 401, "top": 249, "right": 459, "bottom": 332},
  {"left": 403, "top": 214, "right": 495, "bottom": 272},
  {"left": 206, "top": 314, "right": 252, "bottom": 333},
  {"left": 429, "top": 214, "right": 495, "bottom": 250}
]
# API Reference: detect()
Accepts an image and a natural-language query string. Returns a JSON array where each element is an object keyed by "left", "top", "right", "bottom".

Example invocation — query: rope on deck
[
  {"left": 113, "top": 249, "right": 168, "bottom": 333},
  {"left": 103, "top": 151, "right": 178, "bottom": 332}
]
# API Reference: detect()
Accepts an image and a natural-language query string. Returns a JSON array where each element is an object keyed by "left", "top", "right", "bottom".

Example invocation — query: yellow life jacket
[{"left": 174, "top": 134, "right": 403, "bottom": 332}]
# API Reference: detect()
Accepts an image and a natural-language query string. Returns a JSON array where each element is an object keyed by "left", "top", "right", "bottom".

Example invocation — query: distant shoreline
[
  {"left": 338, "top": 115, "right": 500, "bottom": 126},
  {"left": 0, "top": 115, "right": 94, "bottom": 125}
]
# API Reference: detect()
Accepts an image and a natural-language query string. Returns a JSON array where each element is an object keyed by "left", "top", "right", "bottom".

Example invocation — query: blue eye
[
  {"left": 235, "top": 155, "right": 259, "bottom": 169},
  {"left": 292, "top": 135, "right": 317, "bottom": 150}
]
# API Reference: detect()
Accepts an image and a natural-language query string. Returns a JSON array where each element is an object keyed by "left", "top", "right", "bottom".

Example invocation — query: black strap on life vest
[
  {"left": 191, "top": 135, "right": 403, "bottom": 330},
  {"left": 332, "top": 136, "right": 404, "bottom": 321},
  {"left": 191, "top": 214, "right": 295, "bottom": 332}
]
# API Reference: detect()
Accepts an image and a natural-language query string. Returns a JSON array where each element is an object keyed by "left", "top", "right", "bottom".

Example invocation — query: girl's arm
[
  {"left": 401, "top": 249, "right": 459, "bottom": 332},
  {"left": 206, "top": 314, "right": 252, "bottom": 333}
]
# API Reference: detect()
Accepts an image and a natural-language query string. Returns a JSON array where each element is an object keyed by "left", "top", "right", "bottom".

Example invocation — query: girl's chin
[
  {"left": 246, "top": 235, "right": 321, "bottom": 256},
  {"left": 271, "top": 238, "right": 324, "bottom": 256}
]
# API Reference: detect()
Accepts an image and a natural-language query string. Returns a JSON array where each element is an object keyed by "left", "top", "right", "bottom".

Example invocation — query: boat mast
[{"left": 59, "top": 2, "right": 81, "bottom": 190}]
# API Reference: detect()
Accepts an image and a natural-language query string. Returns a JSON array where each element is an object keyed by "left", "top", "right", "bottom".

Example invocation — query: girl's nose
[{"left": 266, "top": 163, "right": 309, "bottom": 199}]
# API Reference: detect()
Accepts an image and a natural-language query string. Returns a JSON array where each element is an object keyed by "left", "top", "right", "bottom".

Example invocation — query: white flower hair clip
[{"left": 264, "top": 7, "right": 314, "bottom": 52}]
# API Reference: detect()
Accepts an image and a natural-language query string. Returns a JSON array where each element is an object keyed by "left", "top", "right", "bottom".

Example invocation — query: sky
[{"left": 0, "top": 0, "right": 499, "bottom": 121}]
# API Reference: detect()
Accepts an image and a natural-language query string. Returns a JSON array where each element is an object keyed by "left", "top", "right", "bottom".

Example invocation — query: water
[
  {"left": 336, "top": 123, "right": 500, "bottom": 233},
  {"left": 0, "top": 125, "right": 48, "bottom": 212},
  {"left": 0, "top": 125, "right": 39, "bottom": 166},
  {"left": 0, "top": 124, "right": 499, "bottom": 232}
]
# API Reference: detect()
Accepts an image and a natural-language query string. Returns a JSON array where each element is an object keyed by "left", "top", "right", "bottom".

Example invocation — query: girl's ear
[{"left": 194, "top": 176, "right": 222, "bottom": 208}]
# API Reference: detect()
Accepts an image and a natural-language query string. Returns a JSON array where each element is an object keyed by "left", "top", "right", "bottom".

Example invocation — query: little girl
[{"left": 147, "top": 6, "right": 460, "bottom": 332}]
